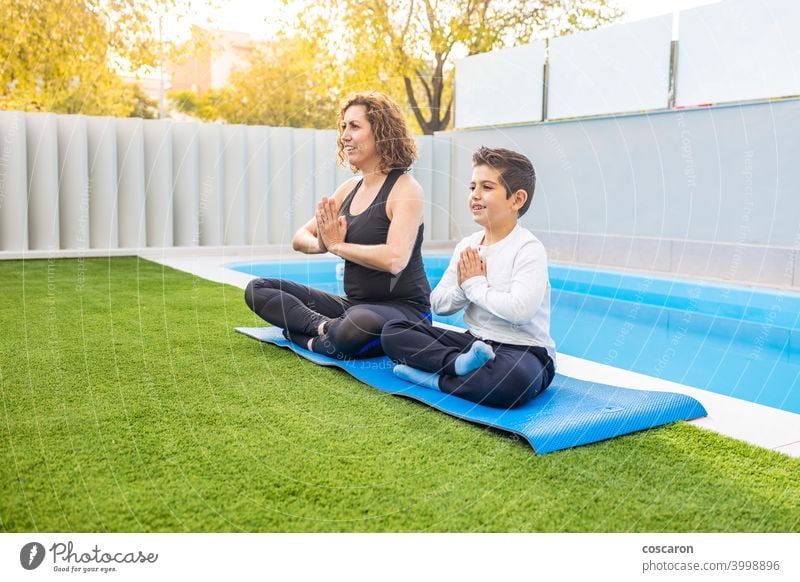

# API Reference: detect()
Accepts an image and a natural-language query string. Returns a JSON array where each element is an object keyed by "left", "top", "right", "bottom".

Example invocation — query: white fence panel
[
  {"left": 291, "top": 128, "right": 316, "bottom": 235},
  {"left": 430, "top": 134, "right": 451, "bottom": 241},
  {"left": 268, "top": 127, "right": 292, "bottom": 246},
  {"left": 172, "top": 122, "right": 200, "bottom": 247},
  {"left": 314, "top": 129, "right": 338, "bottom": 203},
  {"left": 3, "top": 113, "right": 461, "bottom": 256},
  {"left": 0, "top": 111, "right": 28, "bottom": 251},
  {"left": 676, "top": 0, "right": 800, "bottom": 106},
  {"left": 57, "top": 115, "right": 90, "bottom": 250},
  {"left": 27, "top": 113, "right": 60, "bottom": 250},
  {"left": 547, "top": 15, "right": 673, "bottom": 119},
  {"left": 116, "top": 118, "right": 146, "bottom": 248},
  {"left": 455, "top": 43, "right": 545, "bottom": 128},
  {"left": 144, "top": 119, "right": 174, "bottom": 247},
  {"left": 247, "top": 126, "right": 270, "bottom": 246},
  {"left": 86, "top": 117, "right": 119, "bottom": 250},
  {"left": 198, "top": 123, "right": 224, "bottom": 246},
  {"left": 411, "top": 135, "right": 434, "bottom": 236},
  {"left": 222, "top": 125, "right": 248, "bottom": 245}
]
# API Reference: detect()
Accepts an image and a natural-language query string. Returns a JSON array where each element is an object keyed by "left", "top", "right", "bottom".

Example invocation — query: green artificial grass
[{"left": 1, "top": 257, "right": 798, "bottom": 532}]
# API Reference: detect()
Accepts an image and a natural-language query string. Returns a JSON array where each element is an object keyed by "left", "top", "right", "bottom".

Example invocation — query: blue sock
[
  {"left": 393, "top": 364, "right": 441, "bottom": 391},
  {"left": 454, "top": 341, "right": 495, "bottom": 375}
]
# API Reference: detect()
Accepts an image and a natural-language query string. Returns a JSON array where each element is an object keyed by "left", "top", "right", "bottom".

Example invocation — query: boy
[{"left": 381, "top": 147, "right": 556, "bottom": 408}]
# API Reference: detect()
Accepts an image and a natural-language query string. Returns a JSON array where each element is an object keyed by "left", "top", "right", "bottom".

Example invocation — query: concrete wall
[{"left": 441, "top": 98, "right": 800, "bottom": 288}]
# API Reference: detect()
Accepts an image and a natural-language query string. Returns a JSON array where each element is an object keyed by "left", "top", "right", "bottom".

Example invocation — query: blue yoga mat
[{"left": 236, "top": 326, "right": 707, "bottom": 454}]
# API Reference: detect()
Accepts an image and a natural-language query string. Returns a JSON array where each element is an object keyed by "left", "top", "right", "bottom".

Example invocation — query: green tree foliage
[
  {"left": 169, "top": 89, "right": 202, "bottom": 115},
  {"left": 127, "top": 83, "right": 160, "bottom": 119},
  {"left": 171, "top": 35, "right": 342, "bottom": 129},
  {"left": 216, "top": 36, "right": 341, "bottom": 128},
  {"left": 168, "top": 88, "right": 223, "bottom": 122},
  {"left": 284, "top": 0, "right": 623, "bottom": 134},
  {"left": 0, "top": 0, "right": 190, "bottom": 116}
]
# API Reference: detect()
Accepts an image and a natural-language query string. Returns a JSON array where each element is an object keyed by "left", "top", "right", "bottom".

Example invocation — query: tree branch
[
  {"left": 441, "top": 93, "right": 453, "bottom": 129},
  {"left": 404, "top": 75, "right": 429, "bottom": 133},
  {"left": 416, "top": 68, "right": 433, "bottom": 105}
]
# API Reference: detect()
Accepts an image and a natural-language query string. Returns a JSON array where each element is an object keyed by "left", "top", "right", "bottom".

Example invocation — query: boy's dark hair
[{"left": 472, "top": 146, "right": 536, "bottom": 217}]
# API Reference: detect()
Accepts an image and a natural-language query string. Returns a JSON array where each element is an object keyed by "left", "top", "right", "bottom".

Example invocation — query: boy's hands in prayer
[{"left": 457, "top": 247, "right": 486, "bottom": 285}]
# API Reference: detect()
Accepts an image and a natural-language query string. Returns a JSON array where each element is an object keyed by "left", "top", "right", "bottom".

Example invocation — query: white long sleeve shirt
[{"left": 430, "top": 225, "right": 556, "bottom": 365}]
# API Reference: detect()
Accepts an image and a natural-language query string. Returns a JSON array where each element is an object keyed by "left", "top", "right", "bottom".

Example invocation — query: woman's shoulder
[
  {"left": 338, "top": 175, "right": 362, "bottom": 190},
  {"left": 332, "top": 175, "right": 362, "bottom": 200},
  {"left": 388, "top": 171, "right": 423, "bottom": 199}
]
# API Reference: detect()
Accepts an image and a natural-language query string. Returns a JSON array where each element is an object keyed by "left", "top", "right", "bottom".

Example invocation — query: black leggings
[
  {"left": 244, "top": 278, "right": 430, "bottom": 359},
  {"left": 381, "top": 319, "right": 554, "bottom": 408}
]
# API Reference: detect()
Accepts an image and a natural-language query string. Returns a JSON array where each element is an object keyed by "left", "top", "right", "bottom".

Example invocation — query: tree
[
  {"left": 0, "top": 0, "right": 194, "bottom": 116},
  {"left": 168, "top": 88, "right": 224, "bottom": 122},
  {"left": 127, "top": 83, "right": 160, "bottom": 119},
  {"left": 171, "top": 35, "right": 342, "bottom": 128},
  {"left": 286, "top": 0, "right": 623, "bottom": 134},
  {"left": 169, "top": 89, "right": 203, "bottom": 116}
]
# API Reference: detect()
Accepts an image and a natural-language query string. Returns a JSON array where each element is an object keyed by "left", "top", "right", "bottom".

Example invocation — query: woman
[{"left": 244, "top": 91, "right": 431, "bottom": 358}]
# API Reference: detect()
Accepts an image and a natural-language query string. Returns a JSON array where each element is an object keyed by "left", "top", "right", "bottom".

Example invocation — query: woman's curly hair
[{"left": 336, "top": 91, "right": 417, "bottom": 172}]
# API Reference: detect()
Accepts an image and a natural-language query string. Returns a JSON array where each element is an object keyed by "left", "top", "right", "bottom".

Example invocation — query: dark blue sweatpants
[
  {"left": 381, "top": 319, "right": 554, "bottom": 409},
  {"left": 245, "top": 277, "right": 429, "bottom": 359}
]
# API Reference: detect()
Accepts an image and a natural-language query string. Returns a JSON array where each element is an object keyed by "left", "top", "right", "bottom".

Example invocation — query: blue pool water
[{"left": 229, "top": 258, "right": 800, "bottom": 414}]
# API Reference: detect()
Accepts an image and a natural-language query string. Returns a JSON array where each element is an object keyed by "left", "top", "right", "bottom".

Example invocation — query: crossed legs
[
  {"left": 381, "top": 319, "right": 553, "bottom": 408},
  {"left": 245, "top": 278, "right": 428, "bottom": 359}
]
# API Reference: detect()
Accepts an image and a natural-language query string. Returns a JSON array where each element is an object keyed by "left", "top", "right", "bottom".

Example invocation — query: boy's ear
[{"left": 511, "top": 189, "right": 528, "bottom": 211}]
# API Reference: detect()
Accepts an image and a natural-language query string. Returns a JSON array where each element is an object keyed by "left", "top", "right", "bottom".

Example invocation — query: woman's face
[{"left": 341, "top": 105, "right": 378, "bottom": 170}]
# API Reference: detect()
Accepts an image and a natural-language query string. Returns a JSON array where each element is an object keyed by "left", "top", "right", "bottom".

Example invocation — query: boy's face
[{"left": 469, "top": 164, "right": 522, "bottom": 231}]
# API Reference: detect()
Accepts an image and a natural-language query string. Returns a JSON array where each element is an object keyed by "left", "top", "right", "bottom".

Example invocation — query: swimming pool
[{"left": 229, "top": 258, "right": 800, "bottom": 414}]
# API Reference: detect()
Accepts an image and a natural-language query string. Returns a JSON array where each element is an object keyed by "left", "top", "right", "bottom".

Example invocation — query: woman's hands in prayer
[{"left": 316, "top": 197, "right": 347, "bottom": 255}]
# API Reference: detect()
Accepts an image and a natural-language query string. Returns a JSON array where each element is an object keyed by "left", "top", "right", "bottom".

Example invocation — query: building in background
[
  {"left": 119, "top": 76, "right": 163, "bottom": 103},
  {"left": 169, "top": 27, "right": 255, "bottom": 95}
]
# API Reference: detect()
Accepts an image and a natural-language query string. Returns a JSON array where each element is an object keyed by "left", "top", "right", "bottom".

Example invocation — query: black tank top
[{"left": 339, "top": 169, "right": 431, "bottom": 309}]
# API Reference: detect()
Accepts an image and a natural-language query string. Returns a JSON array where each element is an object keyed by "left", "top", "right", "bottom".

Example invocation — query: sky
[
  {"left": 618, "top": 0, "right": 721, "bottom": 22},
  {"left": 173, "top": 0, "right": 723, "bottom": 42}
]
